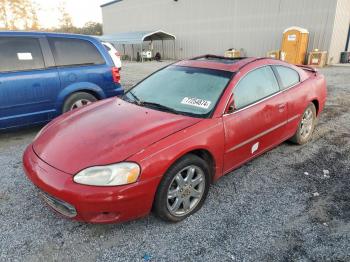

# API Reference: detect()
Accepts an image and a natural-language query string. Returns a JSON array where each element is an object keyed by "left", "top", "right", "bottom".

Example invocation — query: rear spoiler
[{"left": 296, "top": 65, "right": 318, "bottom": 74}]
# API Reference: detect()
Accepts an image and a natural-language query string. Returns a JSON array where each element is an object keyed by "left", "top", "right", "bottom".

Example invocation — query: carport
[{"left": 99, "top": 30, "right": 176, "bottom": 62}]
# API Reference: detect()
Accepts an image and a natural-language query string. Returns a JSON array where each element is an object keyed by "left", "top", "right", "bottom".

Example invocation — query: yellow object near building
[
  {"left": 281, "top": 27, "right": 309, "bottom": 65},
  {"left": 307, "top": 50, "right": 328, "bottom": 67},
  {"left": 267, "top": 50, "right": 281, "bottom": 60},
  {"left": 224, "top": 49, "right": 241, "bottom": 58}
]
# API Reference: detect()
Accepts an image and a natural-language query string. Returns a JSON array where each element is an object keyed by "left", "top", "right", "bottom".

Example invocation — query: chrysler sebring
[{"left": 23, "top": 55, "right": 327, "bottom": 223}]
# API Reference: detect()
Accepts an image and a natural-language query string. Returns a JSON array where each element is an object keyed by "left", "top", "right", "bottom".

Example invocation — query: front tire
[
  {"left": 154, "top": 154, "right": 210, "bottom": 222},
  {"left": 290, "top": 103, "right": 317, "bottom": 145},
  {"left": 62, "top": 92, "right": 98, "bottom": 113}
]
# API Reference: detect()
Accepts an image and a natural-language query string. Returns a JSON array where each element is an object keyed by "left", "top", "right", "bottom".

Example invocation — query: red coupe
[{"left": 23, "top": 55, "right": 327, "bottom": 223}]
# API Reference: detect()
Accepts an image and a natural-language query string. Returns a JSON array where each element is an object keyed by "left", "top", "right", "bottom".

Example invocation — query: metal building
[{"left": 101, "top": 0, "right": 350, "bottom": 64}]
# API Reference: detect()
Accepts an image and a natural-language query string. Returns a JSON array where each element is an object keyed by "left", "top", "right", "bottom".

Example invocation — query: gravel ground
[{"left": 0, "top": 61, "right": 349, "bottom": 262}]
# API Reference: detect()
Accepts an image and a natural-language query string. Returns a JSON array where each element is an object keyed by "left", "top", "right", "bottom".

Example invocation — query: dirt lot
[{"left": 0, "top": 61, "right": 349, "bottom": 262}]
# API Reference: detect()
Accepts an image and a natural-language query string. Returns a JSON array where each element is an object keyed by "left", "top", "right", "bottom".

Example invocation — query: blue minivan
[{"left": 0, "top": 31, "right": 123, "bottom": 130}]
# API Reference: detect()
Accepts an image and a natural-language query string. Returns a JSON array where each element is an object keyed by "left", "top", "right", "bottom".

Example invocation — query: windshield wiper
[
  {"left": 141, "top": 101, "right": 181, "bottom": 114},
  {"left": 123, "top": 93, "right": 181, "bottom": 115},
  {"left": 126, "top": 91, "right": 142, "bottom": 105}
]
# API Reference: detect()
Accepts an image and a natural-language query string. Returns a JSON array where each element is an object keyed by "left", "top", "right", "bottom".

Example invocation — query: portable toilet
[{"left": 281, "top": 27, "right": 309, "bottom": 65}]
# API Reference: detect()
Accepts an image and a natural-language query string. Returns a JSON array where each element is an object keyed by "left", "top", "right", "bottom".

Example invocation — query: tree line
[{"left": 0, "top": 0, "right": 102, "bottom": 35}]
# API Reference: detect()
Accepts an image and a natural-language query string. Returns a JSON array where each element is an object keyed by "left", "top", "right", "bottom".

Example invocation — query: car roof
[
  {"left": 175, "top": 55, "right": 311, "bottom": 82},
  {"left": 0, "top": 31, "right": 98, "bottom": 41},
  {"left": 175, "top": 55, "right": 276, "bottom": 72}
]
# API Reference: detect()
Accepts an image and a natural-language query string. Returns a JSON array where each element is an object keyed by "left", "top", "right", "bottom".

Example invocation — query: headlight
[{"left": 73, "top": 162, "right": 140, "bottom": 186}]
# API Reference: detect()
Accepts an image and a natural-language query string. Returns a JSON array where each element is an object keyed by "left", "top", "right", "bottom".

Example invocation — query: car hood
[{"left": 33, "top": 98, "right": 201, "bottom": 175}]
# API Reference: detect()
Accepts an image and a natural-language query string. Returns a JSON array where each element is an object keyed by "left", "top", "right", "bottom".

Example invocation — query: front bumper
[
  {"left": 23, "top": 146, "right": 160, "bottom": 223},
  {"left": 38, "top": 190, "right": 77, "bottom": 218}
]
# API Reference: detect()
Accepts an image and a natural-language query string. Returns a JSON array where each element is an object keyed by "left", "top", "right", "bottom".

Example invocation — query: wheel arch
[
  {"left": 187, "top": 149, "right": 216, "bottom": 183},
  {"left": 169, "top": 148, "right": 217, "bottom": 184},
  {"left": 311, "top": 99, "right": 319, "bottom": 116},
  {"left": 56, "top": 82, "right": 106, "bottom": 114},
  {"left": 69, "top": 89, "right": 102, "bottom": 100}
]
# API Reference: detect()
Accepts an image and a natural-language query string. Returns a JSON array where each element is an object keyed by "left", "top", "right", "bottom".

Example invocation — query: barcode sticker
[{"left": 181, "top": 97, "right": 211, "bottom": 109}]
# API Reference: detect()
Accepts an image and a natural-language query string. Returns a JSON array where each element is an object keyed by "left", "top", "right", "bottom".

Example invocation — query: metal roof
[
  {"left": 283, "top": 26, "right": 309, "bottom": 34},
  {"left": 100, "top": 0, "right": 122, "bottom": 8},
  {"left": 98, "top": 30, "right": 176, "bottom": 44}
]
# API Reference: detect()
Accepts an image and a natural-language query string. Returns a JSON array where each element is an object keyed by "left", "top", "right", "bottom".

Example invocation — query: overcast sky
[{"left": 35, "top": 0, "right": 110, "bottom": 27}]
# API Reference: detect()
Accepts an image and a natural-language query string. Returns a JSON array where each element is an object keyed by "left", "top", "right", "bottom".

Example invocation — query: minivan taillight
[{"left": 112, "top": 67, "right": 121, "bottom": 84}]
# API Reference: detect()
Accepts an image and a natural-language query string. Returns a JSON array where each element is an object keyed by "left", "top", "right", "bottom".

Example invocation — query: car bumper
[
  {"left": 23, "top": 146, "right": 160, "bottom": 224},
  {"left": 106, "top": 83, "right": 124, "bottom": 98}
]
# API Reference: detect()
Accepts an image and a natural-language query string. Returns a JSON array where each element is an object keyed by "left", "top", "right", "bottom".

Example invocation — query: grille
[{"left": 38, "top": 190, "right": 77, "bottom": 218}]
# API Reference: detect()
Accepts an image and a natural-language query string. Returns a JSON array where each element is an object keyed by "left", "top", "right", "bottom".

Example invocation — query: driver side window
[{"left": 233, "top": 66, "right": 279, "bottom": 110}]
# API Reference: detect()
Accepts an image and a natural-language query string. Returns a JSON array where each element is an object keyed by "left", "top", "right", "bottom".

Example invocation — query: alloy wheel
[
  {"left": 300, "top": 107, "right": 314, "bottom": 139},
  {"left": 166, "top": 165, "right": 206, "bottom": 217},
  {"left": 70, "top": 99, "right": 92, "bottom": 110}
]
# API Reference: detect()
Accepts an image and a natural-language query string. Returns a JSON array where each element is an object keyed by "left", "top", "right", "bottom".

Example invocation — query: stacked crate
[
  {"left": 307, "top": 50, "right": 327, "bottom": 67},
  {"left": 224, "top": 49, "right": 241, "bottom": 58}
]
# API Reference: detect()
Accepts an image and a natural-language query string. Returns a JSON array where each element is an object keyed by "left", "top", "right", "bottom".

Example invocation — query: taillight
[{"left": 112, "top": 67, "right": 121, "bottom": 84}]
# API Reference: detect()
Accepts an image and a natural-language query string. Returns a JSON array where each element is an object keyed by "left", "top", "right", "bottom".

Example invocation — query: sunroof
[{"left": 191, "top": 55, "right": 246, "bottom": 64}]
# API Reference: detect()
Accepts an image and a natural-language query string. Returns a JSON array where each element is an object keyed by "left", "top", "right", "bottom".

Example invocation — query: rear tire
[
  {"left": 62, "top": 92, "right": 97, "bottom": 113},
  {"left": 153, "top": 154, "right": 210, "bottom": 222},
  {"left": 289, "top": 103, "right": 317, "bottom": 145}
]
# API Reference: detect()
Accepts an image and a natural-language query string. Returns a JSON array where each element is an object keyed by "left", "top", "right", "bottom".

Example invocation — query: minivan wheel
[
  {"left": 154, "top": 154, "right": 210, "bottom": 222},
  {"left": 63, "top": 92, "right": 98, "bottom": 113},
  {"left": 290, "top": 103, "right": 317, "bottom": 145}
]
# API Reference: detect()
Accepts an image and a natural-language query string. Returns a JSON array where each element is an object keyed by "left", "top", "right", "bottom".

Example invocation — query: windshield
[{"left": 123, "top": 66, "right": 233, "bottom": 118}]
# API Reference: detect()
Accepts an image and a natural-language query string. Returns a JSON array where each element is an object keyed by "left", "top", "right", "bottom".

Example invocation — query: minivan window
[
  {"left": 275, "top": 66, "right": 300, "bottom": 89},
  {"left": 233, "top": 66, "right": 279, "bottom": 110},
  {"left": 49, "top": 38, "right": 105, "bottom": 67},
  {"left": 0, "top": 37, "right": 45, "bottom": 72}
]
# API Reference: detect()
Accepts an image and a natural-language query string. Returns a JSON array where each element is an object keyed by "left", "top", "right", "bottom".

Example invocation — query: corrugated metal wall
[
  {"left": 328, "top": 0, "right": 350, "bottom": 63},
  {"left": 102, "top": 0, "right": 347, "bottom": 63}
]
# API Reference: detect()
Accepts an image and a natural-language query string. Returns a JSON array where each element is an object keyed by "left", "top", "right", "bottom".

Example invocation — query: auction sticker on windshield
[{"left": 181, "top": 97, "right": 211, "bottom": 109}]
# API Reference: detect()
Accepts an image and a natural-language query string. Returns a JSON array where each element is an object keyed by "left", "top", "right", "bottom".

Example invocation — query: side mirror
[
  {"left": 225, "top": 96, "right": 236, "bottom": 114},
  {"left": 227, "top": 103, "right": 235, "bottom": 114}
]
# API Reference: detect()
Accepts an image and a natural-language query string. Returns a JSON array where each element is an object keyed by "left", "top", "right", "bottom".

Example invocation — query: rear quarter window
[
  {"left": 48, "top": 38, "right": 105, "bottom": 67},
  {"left": 0, "top": 37, "right": 45, "bottom": 72},
  {"left": 274, "top": 65, "right": 300, "bottom": 90}
]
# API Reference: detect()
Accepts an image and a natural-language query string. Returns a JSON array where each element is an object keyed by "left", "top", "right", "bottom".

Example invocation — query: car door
[
  {"left": 47, "top": 37, "right": 110, "bottom": 99},
  {"left": 0, "top": 36, "right": 60, "bottom": 129},
  {"left": 272, "top": 65, "right": 304, "bottom": 137},
  {"left": 222, "top": 65, "right": 288, "bottom": 173}
]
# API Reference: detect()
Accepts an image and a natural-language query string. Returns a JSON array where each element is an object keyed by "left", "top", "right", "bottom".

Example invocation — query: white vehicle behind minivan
[{"left": 102, "top": 42, "right": 122, "bottom": 70}]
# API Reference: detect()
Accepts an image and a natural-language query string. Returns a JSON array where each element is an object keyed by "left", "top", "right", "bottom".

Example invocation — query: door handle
[{"left": 278, "top": 103, "right": 286, "bottom": 112}]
